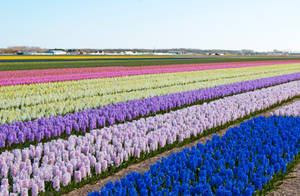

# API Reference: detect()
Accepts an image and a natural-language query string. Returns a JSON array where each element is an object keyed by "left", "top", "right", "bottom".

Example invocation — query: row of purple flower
[
  {"left": 1, "top": 72, "right": 300, "bottom": 149},
  {"left": 0, "top": 81, "right": 299, "bottom": 195}
]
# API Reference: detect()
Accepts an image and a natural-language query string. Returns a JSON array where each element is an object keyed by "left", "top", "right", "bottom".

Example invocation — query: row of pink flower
[
  {"left": 1, "top": 60, "right": 300, "bottom": 86},
  {"left": 0, "top": 81, "right": 299, "bottom": 195},
  {"left": 273, "top": 100, "right": 300, "bottom": 117}
]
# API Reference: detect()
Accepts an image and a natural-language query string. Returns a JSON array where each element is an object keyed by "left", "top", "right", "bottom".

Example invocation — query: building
[
  {"left": 16, "top": 50, "right": 24, "bottom": 55},
  {"left": 89, "top": 51, "right": 104, "bottom": 55},
  {"left": 23, "top": 51, "right": 38, "bottom": 55},
  {"left": 16, "top": 51, "right": 43, "bottom": 55},
  {"left": 124, "top": 51, "right": 136, "bottom": 55},
  {"left": 206, "top": 52, "right": 224, "bottom": 56},
  {"left": 46, "top": 50, "right": 67, "bottom": 55}
]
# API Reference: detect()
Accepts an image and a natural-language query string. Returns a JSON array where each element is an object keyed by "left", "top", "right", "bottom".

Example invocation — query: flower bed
[
  {"left": 0, "top": 82, "right": 299, "bottom": 195},
  {"left": 0, "top": 75, "right": 300, "bottom": 150},
  {"left": 0, "top": 64, "right": 299, "bottom": 124},
  {"left": 87, "top": 115, "right": 300, "bottom": 196},
  {"left": 273, "top": 100, "right": 300, "bottom": 117},
  {"left": 1, "top": 60, "right": 299, "bottom": 86}
]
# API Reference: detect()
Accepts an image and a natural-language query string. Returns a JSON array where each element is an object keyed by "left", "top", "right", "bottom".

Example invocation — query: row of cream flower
[
  {"left": 2, "top": 63, "right": 297, "bottom": 96},
  {"left": 1, "top": 67, "right": 300, "bottom": 124},
  {"left": 0, "top": 81, "right": 299, "bottom": 195},
  {"left": 1, "top": 73, "right": 298, "bottom": 150},
  {"left": 1, "top": 63, "right": 299, "bottom": 108}
]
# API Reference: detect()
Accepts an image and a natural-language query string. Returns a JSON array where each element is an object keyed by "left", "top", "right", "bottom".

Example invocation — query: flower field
[
  {"left": 1, "top": 60, "right": 300, "bottom": 86},
  {"left": 88, "top": 115, "right": 300, "bottom": 196},
  {"left": 1, "top": 63, "right": 300, "bottom": 124},
  {"left": 0, "top": 60, "right": 299, "bottom": 195}
]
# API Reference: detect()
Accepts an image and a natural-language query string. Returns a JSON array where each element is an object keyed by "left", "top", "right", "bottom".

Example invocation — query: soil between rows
[{"left": 267, "top": 163, "right": 300, "bottom": 196}]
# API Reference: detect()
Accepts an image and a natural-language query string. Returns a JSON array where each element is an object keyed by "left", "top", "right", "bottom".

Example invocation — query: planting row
[
  {"left": 88, "top": 116, "right": 300, "bottom": 196},
  {"left": 1, "top": 66, "right": 300, "bottom": 124},
  {"left": 1, "top": 60, "right": 299, "bottom": 86},
  {"left": 1, "top": 63, "right": 298, "bottom": 105},
  {"left": 0, "top": 81, "right": 299, "bottom": 195},
  {"left": 1, "top": 74, "right": 300, "bottom": 149},
  {"left": 273, "top": 100, "right": 300, "bottom": 117}
]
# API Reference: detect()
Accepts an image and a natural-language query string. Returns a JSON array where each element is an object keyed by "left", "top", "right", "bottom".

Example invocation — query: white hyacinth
[{"left": 0, "top": 81, "right": 299, "bottom": 194}]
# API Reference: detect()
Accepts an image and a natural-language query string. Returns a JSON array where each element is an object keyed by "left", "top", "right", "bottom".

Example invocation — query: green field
[{"left": 1, "top": 56, "right": 300, "bottom": 71}]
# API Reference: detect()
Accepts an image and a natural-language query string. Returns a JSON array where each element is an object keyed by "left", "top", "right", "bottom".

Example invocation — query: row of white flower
[
  {"left": 1, "top": 65, "right": 299, "bottom": 124},
  {"left": 1, "top": 64, "right": 297, "bottom": 108},
  {"left": 0, "top": 81, "right": 299, "bottom": 195}
]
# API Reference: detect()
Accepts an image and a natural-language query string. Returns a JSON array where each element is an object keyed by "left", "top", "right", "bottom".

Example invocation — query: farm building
[{"left": 46, "top": 50, "right": 67, "bottom": 55}]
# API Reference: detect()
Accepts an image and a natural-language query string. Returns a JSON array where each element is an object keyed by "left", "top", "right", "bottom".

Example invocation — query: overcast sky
[{"left": 1, "top": 0, "right": 300, "bottom": 51}]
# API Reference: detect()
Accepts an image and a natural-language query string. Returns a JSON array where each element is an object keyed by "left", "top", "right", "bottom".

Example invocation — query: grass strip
[{"left": 1, "top": 57, "right": 300, "bottom": 71}]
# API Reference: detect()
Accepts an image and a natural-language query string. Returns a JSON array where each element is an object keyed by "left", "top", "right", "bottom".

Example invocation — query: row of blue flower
[
  {"left": 87, "top": 116, "right": 300, "bottom": 196},
  {"left": 1, "top": 73, "right": 300, "bottom": 150}
]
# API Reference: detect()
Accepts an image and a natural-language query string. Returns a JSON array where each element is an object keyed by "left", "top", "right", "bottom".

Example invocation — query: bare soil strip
[
  {"left": 64, "top": 99, "right": 300, "bottom": 196},
  {"left": 267, "top": 164, "right": 300, "bottom": 196}
]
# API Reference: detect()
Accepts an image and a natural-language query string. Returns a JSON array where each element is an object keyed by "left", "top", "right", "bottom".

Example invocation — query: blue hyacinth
[{"left": 88, "top": 116, "right": 300, "bottom": 196}]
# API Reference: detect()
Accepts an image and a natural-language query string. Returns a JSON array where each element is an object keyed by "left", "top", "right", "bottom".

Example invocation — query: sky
[{"left": 1, "top": 0, "right": 300, "bottom": 51}]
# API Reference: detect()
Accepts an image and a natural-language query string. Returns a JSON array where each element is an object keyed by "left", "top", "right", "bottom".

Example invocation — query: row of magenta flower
[
  {"left": 1, "top": 72, "right": 300, "bottom": 150},
  {"left": 0, "top": 81, "right": 299, "bottom": 195},
  {"left": 87, "top": 116, "right": 300, "bottom": 196}
]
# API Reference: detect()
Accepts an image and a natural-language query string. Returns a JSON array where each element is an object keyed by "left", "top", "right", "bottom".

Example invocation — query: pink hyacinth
[
  {"left": 1, "top": 59, "right": 299, "bottom": 86},
  {"left": 0, "top": 160, "right": 6, "bottom": 168},
  {"left": 74, "top": 171, "right": 82, "bottom": 183},
  {"left": 52, "top": 176, "right": 60, "bottom": 191},
  {"left": 20, "top": 162, "right": 26, "bottom": 170},
  {"left": 62, "top": 173, "right": 71, "bottom": 187},
  {"left": 80, "top": 166, "right": 86, "bottom": 179},
  {"left": 13, "top": 183, "right": 21, "bottom": 193},
  {"left": 134, "top": 148, "right": 141, "bottom": 159},
  {"left": 1, "top": 167, "right": 8, "bottom": 178},
  {"left": 1, "top": 179, "right": 8, "bottom": 187},
  {"left": 67, "top": 163, "right": 73, "bottom": 173},
  {"left": 95, "top": 163, "right": 101, "bottom": 174},
  {"left": 20, "top": 188, "right": 28, "bottom": 196},
  {"left": 1, "top": 189, "right": 9, "bottom": 196},
  {"left": 70, "top": 159, "right": 77, "bottom": 169},
  {"left": 21, "top": 179, "right": 28, "bottom": 189},
  {"left": 86, "top": 165, "right": 91, "bottom": 177},
  {"left": 101, "top": 160, "right": 108, "bottom": 171},
  {"left": 31, "top": 183, "right": 39, "bottom": 196},
  {"left": 89, "top": 156, "right": 96, "bottom": 167},
  {"left": 37, "top": 180, "right": 45, "bottom": 193},
  {"left": 22, "top": 151, "right": 29, "bottom": 161},
  {"left": 25, "top": 166, "right": 32, "bottom": 177}
]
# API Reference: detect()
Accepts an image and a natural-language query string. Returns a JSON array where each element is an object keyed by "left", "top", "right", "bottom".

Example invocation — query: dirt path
[
  {"left": 267, "top": 163, "right": 300, "bottom": 196},
  {"left": 64, "top": 99, "right": 300, "bottom": 196}
]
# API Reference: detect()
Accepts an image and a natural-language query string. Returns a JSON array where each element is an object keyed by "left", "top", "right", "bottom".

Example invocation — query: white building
[
  {"left": 124, "top": 51, "right": 135, "bottom": 55},
  {"left": 46, "top": 50, "right": 67, "bottom": 55},
  {"left": 89, "top": 51, "right": 104, "bottom": 55}
]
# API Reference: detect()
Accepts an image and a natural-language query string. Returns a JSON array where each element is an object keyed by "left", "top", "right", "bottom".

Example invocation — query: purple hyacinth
[{"left": 0, "top": 73, "right": 300, "bottom": 149}]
